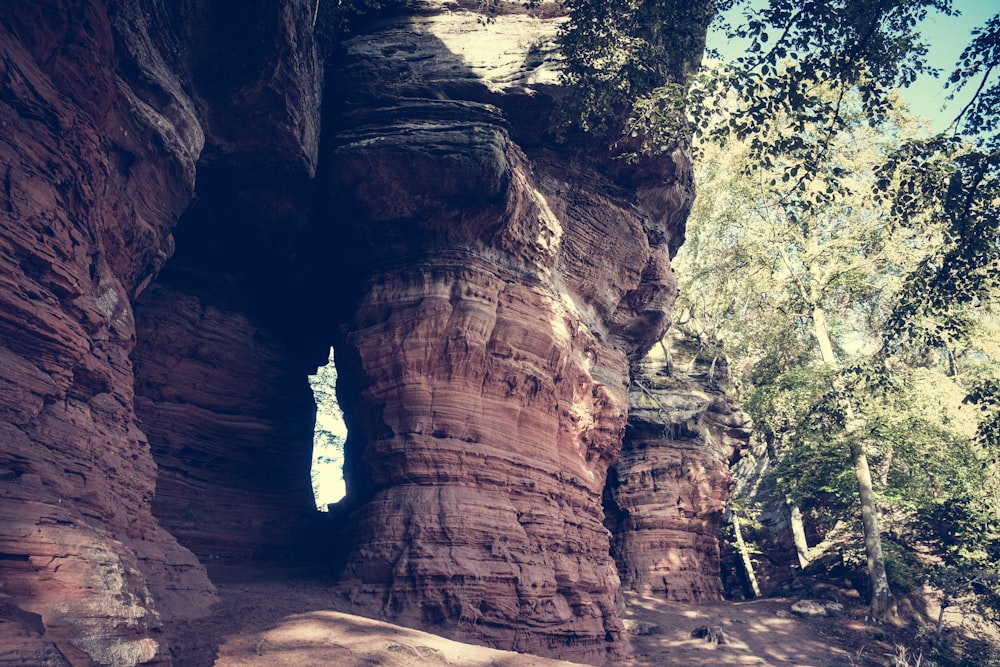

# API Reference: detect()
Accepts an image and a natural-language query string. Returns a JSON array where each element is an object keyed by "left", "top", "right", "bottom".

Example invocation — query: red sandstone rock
[
  {"left": 132, "top": 282, "right": 319, "bottom": 561},
  {"left": 0, "top": 0, "right": 719, "bottom": 664},
  {"left": 0, "top": 0, "right": 322, "bottom": 663},
  {"left": 0, "top": 3, "right": 213, "bottom": 663},
  {"left": 323, "top": 3, "right": 702, "bottom": 663},
  {"left": 335, "top": 260, "right": 633, "bottom": 663},
  {"left": 605, "top": 332, "right": 752, "bottom": 603}
]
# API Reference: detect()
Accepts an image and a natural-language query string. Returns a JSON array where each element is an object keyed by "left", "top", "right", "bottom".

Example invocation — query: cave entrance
[{"left": 309, "top": 347, "right": 348, "bottom": 510}]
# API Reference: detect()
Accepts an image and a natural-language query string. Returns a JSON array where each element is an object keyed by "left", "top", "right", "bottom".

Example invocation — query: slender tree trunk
[
  {"left": 849, "top": 438, "right": 894, "bottom": 621},
  {"left": 788, "top": 500, "right": 810, "bottom": 569},
  {"left": 878, "top": 447, "right": 893, "bottom": 488},
  {"left": 659, "top": 336, "right": 673, "bottom": 376},
  {"left": 732, "top": 514, "right": 761, "bottom": 599},
  {"left": 812, "top": 304, "right": 894, "bottom": 621},
  {"left": 937, "top": 595, "right": 950, "bottom": 637},
  {"left": 811, "top": 306, "right": 838, "bottom": 367}
]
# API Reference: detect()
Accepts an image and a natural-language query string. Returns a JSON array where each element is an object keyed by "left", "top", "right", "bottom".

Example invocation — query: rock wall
[
  {"left": 0, "top": 2, "right": 210, "bottom": 664},
  {"left": 132, "top": 281, "right": 319, "bottom": 561},
  {"left": 323, "top": 3, "right": 700, "bottom": 663},
  {"left": 605, "top": 332, "right": 751, "bottom": 602},
  {"left": 723, "top": 439, "right": 810, "bottom": 598},
  {"left": 0, "top": 0, "right": 717, "bottom": 664},
  {"left": 0, "top": 0, "right": 321, "bottom": 664}
]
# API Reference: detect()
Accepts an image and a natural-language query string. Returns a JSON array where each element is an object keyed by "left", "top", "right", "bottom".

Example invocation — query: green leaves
[
  {"left": 947, "top": 13, "right": 1000, "bottom": 150},
  {"left": 556, "top": 0, "right": 715, "bottom": 153},
  {"left": 700, "top": 0, "right": 954, "bottom": 168},
  {"left": 967, "top": 378, "right": 1000, "bottom": 453},
  {"left": 673, "top": 25, "right": 999, "bottom": 607},
  {"left": 878, "top": 139, "right": 1000, "bottom": 351}
]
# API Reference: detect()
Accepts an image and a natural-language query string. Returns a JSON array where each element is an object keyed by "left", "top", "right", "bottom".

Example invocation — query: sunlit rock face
[
  {"left": 323, "top": 2, "right": 697, "bottom": 662},
  {"left": 0, "top": 0, "right": 711, "bottom": 663},
  {"left": 604, "top": 333, "right": 752, "bottom": 603}
]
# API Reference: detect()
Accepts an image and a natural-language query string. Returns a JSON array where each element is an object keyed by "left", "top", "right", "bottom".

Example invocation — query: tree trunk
[
  {"left": 937, "top": 595, "right": 950, "bottom": 637},
  {"left": 811, "top": 306, "right": 838, "bottom": 367},
  {"left": 850, "top": 438, "right": 894, "bottom": 621},
  {"left": 732, "top": 514, "right": 761, "bottom": 599},
  {"left": 788, "top": 501, "right": 810, "bottom": 569},
  {"left": 812, "top": 304, "right": 894, "bottom": 621}
]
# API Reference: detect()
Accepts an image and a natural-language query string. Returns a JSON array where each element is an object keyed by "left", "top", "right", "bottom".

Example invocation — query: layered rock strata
[
  {"left": 605, "top": 332, "right": 752, "bottom": 602},
  {"left": 132, "top": 281, "right": 320, "bottom": 561},
  {"left": 0, "top": 0, "right": 716, "bottom": 664},
  {"left": 0, "top": 3, "right": 209, "bottom": 663},
  {"left": 324, "top": 3, "right": 699, "bottom": 663},
  {"left": 0, "top": 0, "right": 321, "bottom": 663}
]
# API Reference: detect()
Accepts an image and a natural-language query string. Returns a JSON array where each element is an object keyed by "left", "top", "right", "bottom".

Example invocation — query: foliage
[
  {"left": 946, "top": 13, "right": 1000, "bottom": 150},
  {"left": 706, "top": 2, "right": 1000, "bottom": 338},
  {"left": 552, "top": 0, "right": 969, "bottom": 162},
  {"left": 314, "top": 0, "right": 407, "bottom": 52},
  {"left": 554, "top": 0, "right": 714, "bottom": 151},
  {"left": 670, "top": 13, "right": 1000, "bottom": 617},
  {"left": 968, "top": 378, "right": 1000, "bottom": 452},
  {"left": 744, "top": 366, "right": 849, "bottom": 511},
  {"left": 921, "top": 498, "right": 1000, "bottom": 577},
  {"left": 882, "top": 539, "right": 920, "bottom": 595},
  {"left": 875, "top": 139, "right": 1000, "bottom": 351},
  {"left": 705, "top": 0, "right": 953, "bottom": 143}
]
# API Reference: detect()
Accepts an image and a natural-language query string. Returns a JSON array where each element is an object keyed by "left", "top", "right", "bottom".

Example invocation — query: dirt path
[
  {"left": 165, "top": 567, "right": 900, "bottom": 666},
  {"left": 621, "top": 592, "right": 882, "bottom": 666}
]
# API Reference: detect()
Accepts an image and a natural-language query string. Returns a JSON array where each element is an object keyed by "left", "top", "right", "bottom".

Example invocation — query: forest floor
[{"left": 163, "top": 563, "right": 995, "bottom": 667}]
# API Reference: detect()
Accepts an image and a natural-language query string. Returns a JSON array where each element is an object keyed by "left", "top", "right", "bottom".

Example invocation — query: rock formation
[
  {"left": 132, "top": 281, "right": 320, "bottom": 561},
  {"left": 0, "top": 3, "right": 209, "bottom": 664},
  {"left": 322, "top": 3, "right": 700, "bottom": 662},
  {"left": 605, "top": 332, "right": 752, "bottom": 603},
  {"left": 0, "top": 0, "right": 718, "bottom": 664},
  {"left": 0, "top": 0, "right": 321, "bottom": 663}
]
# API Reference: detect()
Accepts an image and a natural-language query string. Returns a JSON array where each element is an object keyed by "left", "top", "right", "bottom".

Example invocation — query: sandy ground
[
  {"left": 620, "top": 592, "right": 872, "bottom": 666},
  {"left": 164, "top": 565, "right": 905, "bottom": 667}
]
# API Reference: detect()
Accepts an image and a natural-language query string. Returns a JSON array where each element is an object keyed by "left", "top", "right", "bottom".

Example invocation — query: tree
[
  {"left": 552, "top": 0, "right": 998, "bottom": 323},
  {"left": 672, "top": 79, "right": 1000, "bottom": 618},
  {"left": 555, "top": 0, "right": 714, "bottom": 148},
  {"left": 551, "top": 0, "right": 1000, "bottom": 627}
]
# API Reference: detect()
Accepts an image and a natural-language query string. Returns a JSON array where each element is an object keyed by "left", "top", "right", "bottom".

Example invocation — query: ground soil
[{"left": 161, "top": 564, "right": 955, "bottom": 667}]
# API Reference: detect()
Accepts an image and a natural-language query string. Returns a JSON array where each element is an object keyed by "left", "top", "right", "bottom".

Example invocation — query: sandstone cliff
[
  {"left": 0, "top": 1, "right": 321, "bottom": 663},
  {"left": 323, "top": 3, "right": 697, "bottom": 662},
  {"left": 606, "top": 332, "right": 752, "bottom": 603},
  {"left": 0, "top": 1, "right": 716, "bottom": 664}
]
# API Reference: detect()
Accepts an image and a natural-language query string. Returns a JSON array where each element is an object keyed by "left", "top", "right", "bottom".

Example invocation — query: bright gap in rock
[{"left": 310, "top": 347, "right": 347, "bottom": 510}]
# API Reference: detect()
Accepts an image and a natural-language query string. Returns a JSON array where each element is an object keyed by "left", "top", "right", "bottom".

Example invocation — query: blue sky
[
  {"left": 906, "top": 0, "right": 998, "bottom": 130},
  {"left": 707, "top": 1, "right": 999, "bottom": 132}
]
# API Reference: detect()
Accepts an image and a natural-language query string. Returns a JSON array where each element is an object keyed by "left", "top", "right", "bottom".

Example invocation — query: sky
[
  {"left": 905, "top": 0, "right": 999, "bottom": 131},
  {"left": 706, "top": 0, "right": 999, "bottom": 132}
]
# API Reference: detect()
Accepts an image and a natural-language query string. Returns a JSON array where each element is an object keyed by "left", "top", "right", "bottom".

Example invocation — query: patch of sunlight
[{"left": 426, "top": 6, "right": 563, "bottom": 94}]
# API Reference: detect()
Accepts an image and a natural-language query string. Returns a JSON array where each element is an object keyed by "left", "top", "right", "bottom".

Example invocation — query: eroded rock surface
[
  {"left": 323, "top": 2, "right": 700, "bottom": 662},
  {"left": 132, "top": 282, "right": 319, "bottom": 561},
  {"left": 1, "top": 0, "right": 716, "bottom": 664},
  {"left": 0, "top": 3, "right": 213, "bottom": 664},
  {"left": 605, "top": 332, "right": 751, "bottom": 603},
  {"left": 0, "top": 0, "right": 320, "bottom": 663}
]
